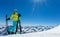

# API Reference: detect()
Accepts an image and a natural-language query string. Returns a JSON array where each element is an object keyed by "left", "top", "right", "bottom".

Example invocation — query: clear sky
[{"left": 0, "top": 0, "right": 60, "bottom": 26}]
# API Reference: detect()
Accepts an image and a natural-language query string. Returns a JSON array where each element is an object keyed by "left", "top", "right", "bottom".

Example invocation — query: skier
[{"left": 6, "top": 9, "right": 22, "bottom": 34}]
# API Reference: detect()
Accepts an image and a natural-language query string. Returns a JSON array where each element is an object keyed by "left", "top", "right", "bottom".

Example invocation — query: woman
[{"left": 6, "top": 9, "right": 21, "bottom": 34}]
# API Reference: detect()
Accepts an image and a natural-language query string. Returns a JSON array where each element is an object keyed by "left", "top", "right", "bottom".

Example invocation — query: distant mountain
[
  {"left": 0, "top": 25, "right": 56, "bottom": 35},
  {"left": 2, "top": 25, "right": 60, "bottom": 37}
]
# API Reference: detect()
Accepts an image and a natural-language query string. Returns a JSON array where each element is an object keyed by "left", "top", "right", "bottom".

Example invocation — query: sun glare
[{"left": 32, "top": 0, "right": 46, "bottom": 3}]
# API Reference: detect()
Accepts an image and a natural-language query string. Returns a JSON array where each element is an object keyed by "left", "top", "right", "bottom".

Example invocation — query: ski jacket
[{"left": 10, "top": 12, "right": 21, "bottom": 21}]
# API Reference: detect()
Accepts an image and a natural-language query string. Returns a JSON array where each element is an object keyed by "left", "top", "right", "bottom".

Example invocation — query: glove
[
  {"left": 6, "top": 18, "right": 10, "bottom": 20},
  {"left": 18, "top": 14, "right": 21, "bottom": 17}
]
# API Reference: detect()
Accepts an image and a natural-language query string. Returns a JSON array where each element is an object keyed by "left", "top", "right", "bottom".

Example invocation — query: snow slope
[{"left": 0, "top": 25, "right": 60, "bottom": 37}]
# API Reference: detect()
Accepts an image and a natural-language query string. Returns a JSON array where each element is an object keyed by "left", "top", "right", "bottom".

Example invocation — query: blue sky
[{"left": 0, "top": 0, "right": 60, "bottom": 26}]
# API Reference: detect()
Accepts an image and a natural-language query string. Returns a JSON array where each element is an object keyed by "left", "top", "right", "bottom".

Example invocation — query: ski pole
[
  {"left": 18, "top": 13, "right": 22, "bottom": 34},
  {"left": 6, "top": 14, "right": 8, "bottom": 34}
]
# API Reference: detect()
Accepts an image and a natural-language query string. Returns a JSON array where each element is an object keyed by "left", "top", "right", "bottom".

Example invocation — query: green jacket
[{"left": 10, "top": 12, "right": 20, "bottom": 21}]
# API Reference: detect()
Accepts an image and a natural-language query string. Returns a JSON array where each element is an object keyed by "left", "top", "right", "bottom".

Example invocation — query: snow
[
  {"left": 0, "top": 25, "right": 60, "bottom": 37},
  {"left": 0, "top": 25, "right": 54, "bottom": 35}
]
